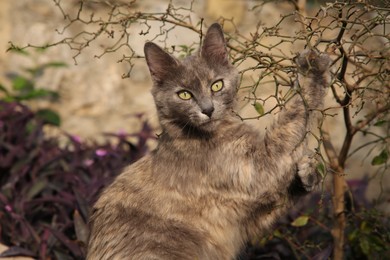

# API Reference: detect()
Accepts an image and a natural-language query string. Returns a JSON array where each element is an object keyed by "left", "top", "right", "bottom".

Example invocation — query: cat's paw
[
  {"left": 297, "top": 154, "right": 321, "bottom": 192},
  {"left": 295, "top": 49, "right": 331, "bottom": 76}
]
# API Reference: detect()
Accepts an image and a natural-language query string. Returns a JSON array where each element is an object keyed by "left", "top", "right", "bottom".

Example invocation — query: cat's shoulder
[
  {"left": 104, "top": 157, "right": 152, "bottom": 192},
  {"left": 116, "top": 155, "right": 153, "bottom": 182},
  {"left": 216, "top": 119, "right": 263, "bottom": 152},
  {"left": 221, "top": 118, "right": 261, "bottom": 138},
  {"left": 93, "top": 156, "right": 153, "bottom": 207}
]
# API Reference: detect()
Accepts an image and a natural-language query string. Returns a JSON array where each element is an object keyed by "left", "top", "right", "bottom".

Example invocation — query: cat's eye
[
  {"left": 177, "top": 90, "right": 192, "bottom": 100},
  {"left": 211, "top": 80, "right": 224, "bottom": 92}
]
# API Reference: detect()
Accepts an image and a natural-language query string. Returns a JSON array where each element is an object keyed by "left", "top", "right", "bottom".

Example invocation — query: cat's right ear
[
  {"left": 201, "top": 23, "right": 229, "bottom": 66},
  {"left": 144, "top": 42, "right": 179, "bottom": 84}
]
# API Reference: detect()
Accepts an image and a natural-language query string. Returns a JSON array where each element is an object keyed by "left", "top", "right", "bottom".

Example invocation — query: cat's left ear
[{"left": 201, "top": 23, "right": 229, "bottom": 66}]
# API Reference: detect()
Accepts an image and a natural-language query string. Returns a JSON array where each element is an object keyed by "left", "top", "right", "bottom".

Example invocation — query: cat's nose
[{"left": 201, "top": 106, "right": 214, "bottom": 118}]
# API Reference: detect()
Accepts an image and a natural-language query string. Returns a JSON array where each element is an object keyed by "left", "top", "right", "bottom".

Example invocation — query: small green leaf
[
  {"left": 36, "top": 109, "right": 61, "bottom": 126},
  {"left": 291, "top": 215, "right": 309, "bottom": 227},
  {"left": 254, "top": 102, "right": 264, "bottom": 116},
  {"left": 44, "top": 61, "right": 68, "bottom": 68},
  {"left": 316, "top": 162, "right": 325, "bottom": 176},
  {"left": 348, "top": 229, "right": 358, "bottom": 241},
  {"left": 371, "top": 150, "right": 388, "bottom": 166},
  {"left": 359, "top": 237, "right": 370, "bottom": 255},
  {"left": 17, "top": 88, "right": 58, "bottom": 100},
  {"left": 374, "top": 120, "right": 386, "bottom": 127},
  {"left": 12, "top": 76, "right": 34, "bottom": 91},
  {"left": 273, "top": 229, "right": 283, "bottom": 238}
]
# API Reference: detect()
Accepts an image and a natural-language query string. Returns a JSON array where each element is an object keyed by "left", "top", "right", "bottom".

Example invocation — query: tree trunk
[
  {"left": 323, "top": 130, "right": 347, "bottom": 260},
  {"left": 331, "top": 170, "right": 346, "bottom": 260}
]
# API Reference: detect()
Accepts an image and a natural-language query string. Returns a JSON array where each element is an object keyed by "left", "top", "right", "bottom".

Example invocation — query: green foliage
[
  {"left": 0, "top": 50, "right": 65, "bottom": 126},
  {"left": 244, "top": 192, "right": 390, "bottom": 259},
  {"left": 253, "top": 102, "right": 264, "bottom": 116},
  {"left": 177, "top": 44, "right": 196, "bottom": 58},
  {"left": 291, "top": 215, "right": 309, "bottom": 227},
  {"left": 371, "top": 149, "right": 388, "bottom": 166},
  {"left": 316, "top": 162, "right": 326, "bottom": 178},
  {"left": 374, "top": 120, "right": 387, "bottom": 127},
  {"left": 35, "top": 108, "right": 61, "bottom": 126},
  {"left": 347, "top": 209, "right": 390, "bottom": 259}
]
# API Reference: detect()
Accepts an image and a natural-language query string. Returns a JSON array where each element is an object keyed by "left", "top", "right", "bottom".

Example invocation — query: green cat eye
[
  {"left": 211, "top": 80, "right": 224, "bottom": 92},
  {"left": 177, "top": 90, "right": 192, "bottom": 100}
]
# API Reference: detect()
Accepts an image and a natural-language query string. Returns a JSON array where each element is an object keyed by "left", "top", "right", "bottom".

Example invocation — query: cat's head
[{"left": 144, "top": 23, "right": 239, "bottom": 137}]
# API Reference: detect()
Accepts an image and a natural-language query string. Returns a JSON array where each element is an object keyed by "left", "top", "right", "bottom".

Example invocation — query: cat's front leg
[
  {"left": 258, "top": 49, "right": 330, "bottom": 193},
  {"left": 292, "top": 48, "right": 331, "bottom": 129},
  {"left": 288, "top": 50, "right": 330, "bottom": 192},
  {"left": 264, "top": 49, "right": 331, "bottom": 156}
]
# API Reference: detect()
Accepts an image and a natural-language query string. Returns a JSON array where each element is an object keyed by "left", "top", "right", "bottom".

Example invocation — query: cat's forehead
[{"left": 180, "top": 56, "right": 217, "bottom": 81}]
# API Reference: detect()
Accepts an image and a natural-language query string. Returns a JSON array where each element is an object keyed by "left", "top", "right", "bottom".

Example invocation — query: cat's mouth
[
  {"left": 197, "top": 113, "right": 219, "bottom": 125},
  {"left": 198, "top": 117, "right": 217, "bottom": 127},
  {"left": 199, "top": 119, "right": 213, "bottom": 125},
  {"left": 171, "top": 116, "right": 219, "bottom": 136},
  {"left": 198, "top": 118, "right": 220, "bottom": 132}
]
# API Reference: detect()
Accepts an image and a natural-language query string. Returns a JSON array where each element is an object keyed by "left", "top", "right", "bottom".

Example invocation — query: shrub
[
  {"left": 0, "top": 101, "right": 153, "bottom": 259},
  {"left": 243, "top": 182, "right": 390, "bottom": 259}
]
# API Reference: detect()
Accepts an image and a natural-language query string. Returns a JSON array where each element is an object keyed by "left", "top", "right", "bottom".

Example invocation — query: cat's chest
[{"left": 153, "top": 135, "right": 258, "bottom": 190}]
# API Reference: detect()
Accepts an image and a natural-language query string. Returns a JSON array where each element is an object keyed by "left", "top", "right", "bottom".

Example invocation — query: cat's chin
[
  {"left": 178, "top": 120, "right": 219, "bottom": 137},
  {"left": 196, "top": 119, "right": 219, "bottom": 132}
]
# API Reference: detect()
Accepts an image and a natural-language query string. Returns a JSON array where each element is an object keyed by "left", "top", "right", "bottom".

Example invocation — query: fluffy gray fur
[{"left": 86, "top": 23, "right": 331, "bottom": 259}]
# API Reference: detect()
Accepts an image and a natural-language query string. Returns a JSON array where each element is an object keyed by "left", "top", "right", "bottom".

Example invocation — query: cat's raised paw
[
  {"left": 295, "top": 49, "right": 331, "bottom": 76},
  {"left": 297, "top": 154, "right": 322, "bottom": 192}
]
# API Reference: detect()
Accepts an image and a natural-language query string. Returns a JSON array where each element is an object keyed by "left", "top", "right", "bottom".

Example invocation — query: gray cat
[{"left": 86, "top": 23, "right": 331, "bottom": 259}]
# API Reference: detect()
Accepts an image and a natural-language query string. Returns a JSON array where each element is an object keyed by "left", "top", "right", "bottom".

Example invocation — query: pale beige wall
[{"left": 0, "top": 0, "right": 10, "bottom": 83}]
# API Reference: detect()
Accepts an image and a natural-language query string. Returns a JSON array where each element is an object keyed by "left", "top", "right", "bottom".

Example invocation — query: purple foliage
[{"left": 0, "top": 101, "right": 153, "bottom": 259}]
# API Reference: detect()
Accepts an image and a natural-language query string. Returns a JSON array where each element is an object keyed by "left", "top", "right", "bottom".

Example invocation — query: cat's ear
[
  {"left": 144, "top": 42, "right": 179, "bottom": 84},
  {"left": 201, "top": 23, "right": 229, "bottom": 66}
]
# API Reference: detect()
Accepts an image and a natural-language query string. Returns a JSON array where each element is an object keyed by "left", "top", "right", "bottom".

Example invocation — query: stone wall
[{"left": 0, "top": 0, "right": 251, "bottom": 141}]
